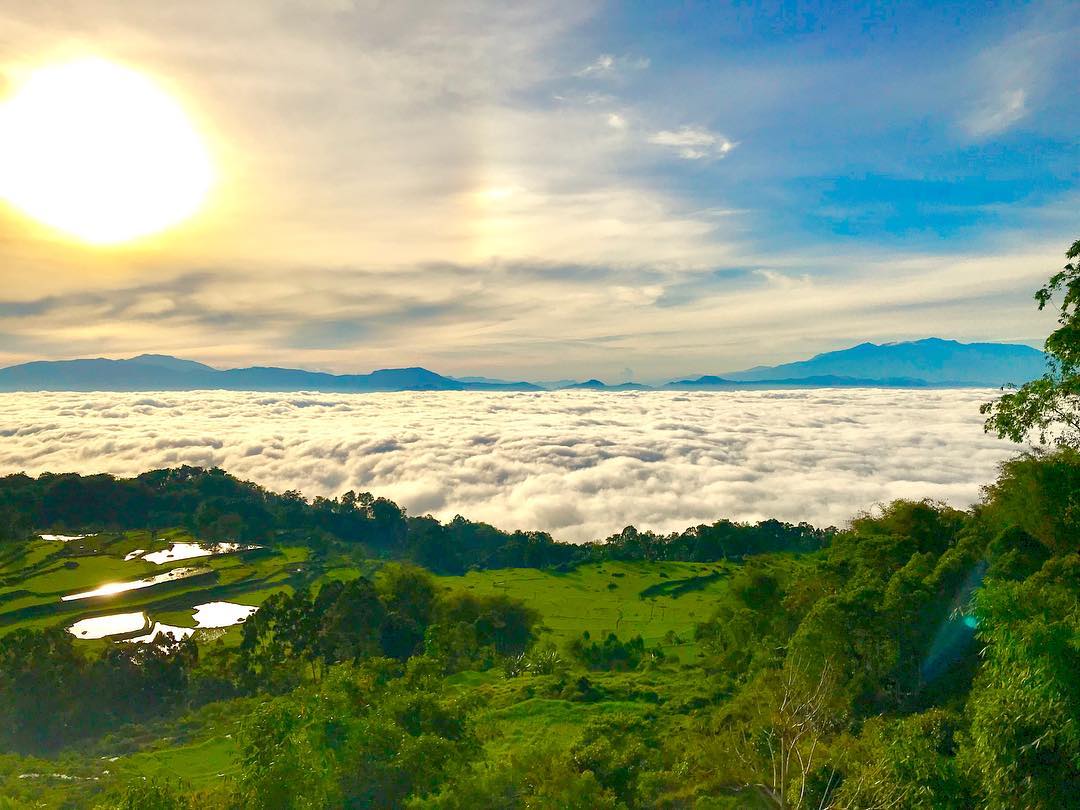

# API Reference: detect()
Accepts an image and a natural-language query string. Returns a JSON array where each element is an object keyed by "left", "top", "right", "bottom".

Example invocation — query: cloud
[
  {"left": 606, "top": 112, "right": 627, "bottom": 130},
  {"left": 963, "top": 88, "right": 1027, "bottom": 138},
  {"left": 0, "top": 389, "right": 1017, "bottom": 542},
  {"left": 0, "top": 242, "right": 1060, "bottom": 382},
  {"left": 577, "top": 53, "right": 650, "bottom": 78},
  {"left": 647, "top": 126, "right": 737, "bottom": 160}
]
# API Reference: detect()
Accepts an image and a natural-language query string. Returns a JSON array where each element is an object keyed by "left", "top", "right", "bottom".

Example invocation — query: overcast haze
[{"left": 0, "top": 1, "right": 1075, "bottom": 380}]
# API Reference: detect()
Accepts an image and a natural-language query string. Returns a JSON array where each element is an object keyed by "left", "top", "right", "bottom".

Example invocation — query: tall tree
[{"left": 983, "top": 239, "right": 1080, "bottom": 447}]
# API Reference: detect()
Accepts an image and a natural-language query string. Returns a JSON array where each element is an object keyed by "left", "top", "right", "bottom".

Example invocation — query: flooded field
[
  {"left": 68, "top": 600, "right": 258, "bottom": 642},
  {"left": 60, "top": 566, "right": 212, "bottom": 601},
  {"left": 0, "top": 527, "right": 310, "bottom": 646}
]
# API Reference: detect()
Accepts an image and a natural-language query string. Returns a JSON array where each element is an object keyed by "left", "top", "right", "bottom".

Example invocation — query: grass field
[{"left": 437, "top": 559, "right": 752, "bottom": 662}]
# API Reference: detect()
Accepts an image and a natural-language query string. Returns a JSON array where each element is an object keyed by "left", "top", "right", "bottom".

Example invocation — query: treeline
[{"left": 0, "top": 466, "right": 831, "bottom": 572}]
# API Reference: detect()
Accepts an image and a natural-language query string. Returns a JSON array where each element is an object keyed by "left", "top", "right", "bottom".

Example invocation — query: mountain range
[{"left": 0, "top": 339, "right": 1046, "bottom": 393}]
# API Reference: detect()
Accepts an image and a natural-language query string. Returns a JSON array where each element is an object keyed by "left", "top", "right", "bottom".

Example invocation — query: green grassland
[{"left": 437, "top": 560, "right": 739, "bottom": 662}]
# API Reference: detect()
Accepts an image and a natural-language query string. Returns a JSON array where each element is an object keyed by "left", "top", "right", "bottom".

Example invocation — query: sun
[{"left": 0, "top": 57, "right": 214, "bottom": 245}]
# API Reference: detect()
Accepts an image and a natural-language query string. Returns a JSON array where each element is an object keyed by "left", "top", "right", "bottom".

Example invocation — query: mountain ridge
[
  {"left": 0, "top": 338, "right": 1047, "bottom": 392},
  {"left": 721, "top": 337, "right": 1044, "bottom": 385}
]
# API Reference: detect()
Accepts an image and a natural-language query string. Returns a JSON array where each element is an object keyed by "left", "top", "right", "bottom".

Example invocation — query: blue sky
[
  {"left": 0, "top": 0, "right": 1075, "bottom": 381},
  {"left": 578, "top": 1, "right": 1076, "bottom": 244}
]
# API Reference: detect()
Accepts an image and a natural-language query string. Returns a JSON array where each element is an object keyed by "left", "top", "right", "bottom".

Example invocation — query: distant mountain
[
  {"left": 0, "top": 338, "right": 1048, "bottom": 393},
  {"left": 0, "top": 356, "right": 541, "bottom": 393},
  {"left": 563, "top": 379, "right": 651, "bottom": 391},
  {"left": 666, "top": 374, "right": 933, "bottom": 389},
  {"left": 126, "top": 354, "right": 217, "bottom": 374},
  {"left": 533, "top": 379, "right": 582, "bottom": 390},
  {"left": 718, "top": 338, "right": 1046, "bottom": 387}
]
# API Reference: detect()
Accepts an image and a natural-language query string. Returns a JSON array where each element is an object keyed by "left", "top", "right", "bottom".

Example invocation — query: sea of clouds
[{"left": 0, "top": 390, "right": 1020, "bottom": 542}]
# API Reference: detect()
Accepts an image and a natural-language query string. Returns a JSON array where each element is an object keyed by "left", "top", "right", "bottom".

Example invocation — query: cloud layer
[{"left": 0, "top": 390, "right": 1018, "bottom": 542}]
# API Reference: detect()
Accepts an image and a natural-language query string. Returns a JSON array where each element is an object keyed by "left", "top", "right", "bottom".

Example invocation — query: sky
[{"left": 0, "top": 0, "right": 1075, "bottom": 382}]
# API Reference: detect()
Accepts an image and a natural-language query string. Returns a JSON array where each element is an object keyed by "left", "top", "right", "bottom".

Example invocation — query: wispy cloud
[
  {"left": 963, "top": 88, "right": 1027, "bottom": 138},
  {"left": 647, "top": 126, "right": 737, "bottom": 160},
  {"left": 576, "top": 53, "right": 650, "bottom": 78}
]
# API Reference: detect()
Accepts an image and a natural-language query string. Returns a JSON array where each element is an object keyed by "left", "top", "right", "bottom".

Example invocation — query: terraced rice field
[{"left": 0, "top": 529, "right": 312, "bottom": 643}]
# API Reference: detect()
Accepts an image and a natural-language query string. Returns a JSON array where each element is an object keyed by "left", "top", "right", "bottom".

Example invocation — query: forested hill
[{"left": 0, "top": 467, "right": 830, "bottom": 571}]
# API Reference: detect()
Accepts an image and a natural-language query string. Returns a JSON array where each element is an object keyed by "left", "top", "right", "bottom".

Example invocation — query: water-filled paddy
[
  {"left": 60, "top": 566, "right": 212, "bottom": 602},
  {"left": 65, "top": 600, "right": 259, "bottom": 642},
  {"left": 0, "top": 528, "right": 308, "bottom": 643},
  {"left": 68, "top": 612, "right": 147, "bottom": 639},
  {"left": 192, "top": 601, "right": 257, "bottom": 628},
  {"left": 137, "top": 542, "right": 255, "bottom": 565}
]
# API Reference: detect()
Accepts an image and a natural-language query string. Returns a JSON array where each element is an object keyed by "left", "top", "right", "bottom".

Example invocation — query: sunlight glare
[{"left": 0, "top": 57, "right": 214, "bottom": 245}]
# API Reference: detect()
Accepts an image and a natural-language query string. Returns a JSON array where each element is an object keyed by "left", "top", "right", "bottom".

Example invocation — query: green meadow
[{"left": 437, "top": 560, "right": 747, "bottom": 662}]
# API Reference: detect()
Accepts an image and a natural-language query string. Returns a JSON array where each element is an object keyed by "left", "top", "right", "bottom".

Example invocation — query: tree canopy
[{"left": 983, "top": 238, "right": 1080, "bottom": 447}]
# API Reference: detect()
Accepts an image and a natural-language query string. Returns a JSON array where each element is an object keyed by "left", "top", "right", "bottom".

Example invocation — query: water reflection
[
  {"left": 60, "top": 566, "right": 211, "bottom": 601},
  {"left": 140, "top": 542, "right": 256, "bottom": 565},
  {"left": 68, "top": 612, "right": 147, "bottom": 639},
  {"left": 192, "top": 601, "right": 258, "bottom": 628}
]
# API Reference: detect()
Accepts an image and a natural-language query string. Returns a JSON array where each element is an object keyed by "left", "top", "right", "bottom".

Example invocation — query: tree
[
  {"left": 728, "top": 659, "right": 843, "bottom": 810},
  {"left": 103, "top": 779, "right": 193, "bottom": 810},
  {"left": 983, "top": 238, "right": 1080, "bottom": 447},
  {"left": 961, "top": 560, "right": 1080, "bottom": 808}
]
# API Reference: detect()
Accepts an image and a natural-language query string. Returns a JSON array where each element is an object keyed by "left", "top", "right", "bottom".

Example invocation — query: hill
[
  {"left": 665, "top": 373, "right": 933, "bottom": 388},
  {"left": 0, "top": 451, "right": 1076, "bottom": 808},
  {"left": 0, "top": 355, "right": 541, "bottom": 393},
  {"left": 720, "top": 337, "right": 1045, "bottom": 386}
]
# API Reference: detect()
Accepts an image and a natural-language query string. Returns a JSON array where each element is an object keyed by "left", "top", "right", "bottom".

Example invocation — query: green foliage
[
  {"left": 830, "top": 710, "right": 970, "bottom": 809},
  {"left": 981, "top": 449, "right": 1080, "bottom": 553},
  {"left": 233, "top": 666, "right": 477, "bottom": 809},
  {"left": 568, "top": 632, "right": 648, "bottom": 671},
  {"left": 413, "top": 745, "right": 618, "bottom": 809},
  {"left": 983, "top": 238, "right": 1080, "bottom": 446},
  {"left": 569, "top": 714, "right": 663, "bottom": 806},
  {"left": 962, "top": 559, "right": 1080, "bottom": 808},
  {"left": 102, "top": 779, "right": 193, "bottom": 810},
  {"left": 0, "top": 627, "right": 197, "bottom": 753}
]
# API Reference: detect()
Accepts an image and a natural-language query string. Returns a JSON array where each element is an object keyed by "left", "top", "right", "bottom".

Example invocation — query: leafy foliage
[{"left": 983, "top": 238, "right": 1080, "bottom": 446}]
